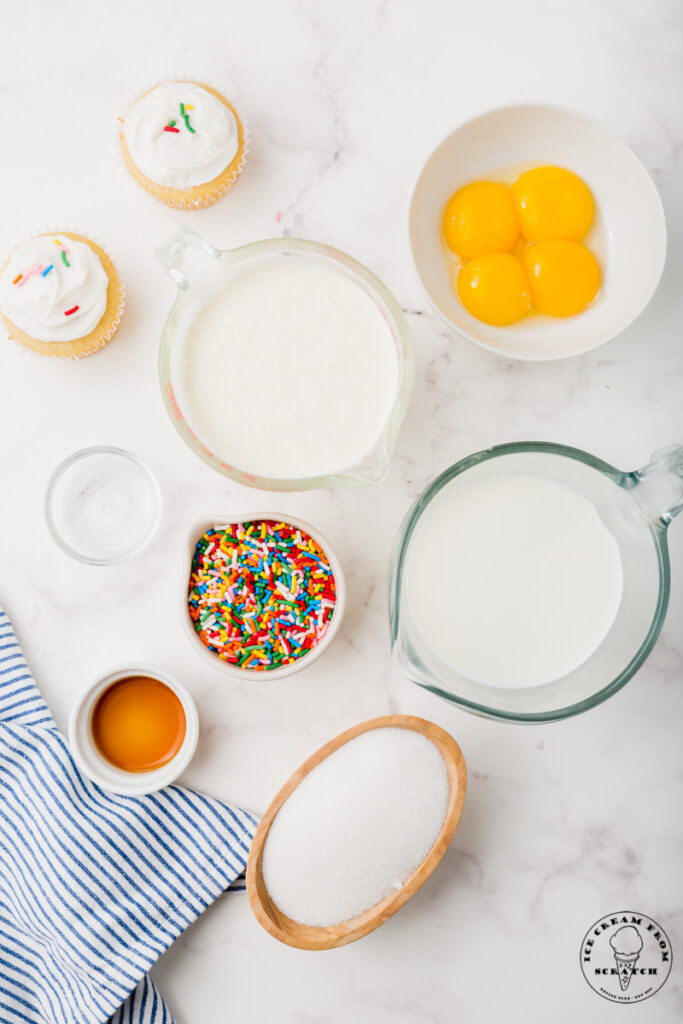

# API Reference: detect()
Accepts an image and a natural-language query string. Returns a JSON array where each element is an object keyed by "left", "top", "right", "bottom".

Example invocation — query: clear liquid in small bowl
[{"left": 45, "top": 448, "right": 161, "bottom": 564}]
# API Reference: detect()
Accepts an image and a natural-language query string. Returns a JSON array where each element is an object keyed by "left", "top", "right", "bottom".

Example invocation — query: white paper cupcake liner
[
  {"left": 116, "top": 74, "right": 250, "bottom": 209},
  {"left": 0, "top": 226, "right": 125, "bottom": 360}
]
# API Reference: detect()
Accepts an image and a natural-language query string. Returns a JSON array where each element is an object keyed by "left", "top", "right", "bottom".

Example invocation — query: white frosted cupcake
[
  {"left": 119, "top": 81, "right": 247, "bottom": 209},
  {"left": 0, "top": 232, "right": 124, "bottom": 359}
]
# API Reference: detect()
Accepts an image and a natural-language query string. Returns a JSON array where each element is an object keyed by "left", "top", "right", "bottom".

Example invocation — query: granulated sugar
[{"left": 261, "top": 727, "right": 450, "bottom": 927}]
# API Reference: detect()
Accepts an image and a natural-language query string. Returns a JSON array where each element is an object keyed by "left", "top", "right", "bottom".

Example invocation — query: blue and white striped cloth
[{"left": 0, "top": 606, "right": 258, "bottom": 1024}]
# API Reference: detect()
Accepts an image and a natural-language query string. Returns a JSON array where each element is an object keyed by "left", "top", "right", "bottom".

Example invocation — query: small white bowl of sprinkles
[{"left": 183, "top": 515, "right": 345, "bottom": 679}]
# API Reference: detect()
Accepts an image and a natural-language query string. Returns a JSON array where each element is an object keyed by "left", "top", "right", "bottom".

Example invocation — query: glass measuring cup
[
  {"left": 156, "top": 226, "right": 414, "bottom": 491},
  {"left": 390, "top": 442, "right": 683, "bottom": 723}
]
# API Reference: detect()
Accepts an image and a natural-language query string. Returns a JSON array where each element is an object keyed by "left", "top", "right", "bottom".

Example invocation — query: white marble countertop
[{"left": 1, "top": 2, "right": 681, "bottom": 1021}]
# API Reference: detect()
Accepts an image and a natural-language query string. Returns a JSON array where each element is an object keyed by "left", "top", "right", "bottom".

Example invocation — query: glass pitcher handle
[
  {"left": 154, "top": 225, "right": 221, "bottom": 289},
  {"left": 630, "top": 445, "right": 683, "bottom": 526}
]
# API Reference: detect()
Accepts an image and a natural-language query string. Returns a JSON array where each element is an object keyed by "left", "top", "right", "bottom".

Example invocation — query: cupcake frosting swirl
[
  {"left": 0, "top": 234, "right": 108, "bottom": 342},
  {"left": 122, "top": 82, "right": 239, "bottom": 189}
]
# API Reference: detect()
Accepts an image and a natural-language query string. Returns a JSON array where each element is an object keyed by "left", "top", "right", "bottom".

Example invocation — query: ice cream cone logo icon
[
  {"left": 610, "top": 926, "right": 643, "bottom": 991},
  {"left": 580, "top": 911, "right": 672, "bottom": 1003}
]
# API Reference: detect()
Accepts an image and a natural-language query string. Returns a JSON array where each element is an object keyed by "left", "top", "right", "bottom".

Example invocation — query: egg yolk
[
  {"left": 443, "top": 181, "right": 519, "bottom": 260},
  {"left": 457, "top": 253, "right": 533, "bottom": 326},
  {"left": 523, "top": 240, "right": 601, "bottom": 317},
  {"left": 92, "top": 676, "right": 186, "bottom": 773},
  {"left": 512, "top": 166, "right": 594, "bottom": 242}
]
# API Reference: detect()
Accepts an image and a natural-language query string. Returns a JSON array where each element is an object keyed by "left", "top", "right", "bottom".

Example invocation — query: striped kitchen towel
[{"left": 0, "top": 606, "right": 258, "bottom": 1024}]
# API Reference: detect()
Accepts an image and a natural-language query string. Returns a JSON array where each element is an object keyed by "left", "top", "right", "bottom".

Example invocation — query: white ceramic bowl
[
  {"left": 408, "top": 103, "right": 667, "bottom": 361},
  {"left": 68, "top": 665, "right": 199, "bottom": 796},
  {"left": 183, "top": 514, "right": 346, "bottom": 680}
]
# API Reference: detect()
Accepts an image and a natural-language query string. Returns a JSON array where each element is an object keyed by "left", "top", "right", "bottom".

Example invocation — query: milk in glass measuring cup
[{"left": 390, "top": 442, "right": 683, "bottom": 723}]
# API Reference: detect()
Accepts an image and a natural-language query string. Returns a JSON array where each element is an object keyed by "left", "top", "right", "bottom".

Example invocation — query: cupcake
[
  {"left": 0, "top": 232, "right": 124, "bottom": 359},
  {"left": 119, "top": 81, "right": 247, "bottom": 208}
]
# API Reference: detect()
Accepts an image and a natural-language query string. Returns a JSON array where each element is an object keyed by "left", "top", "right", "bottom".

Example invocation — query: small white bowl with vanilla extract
[{"left": 69, "top": 665, "right": 199, "bottom": 796}]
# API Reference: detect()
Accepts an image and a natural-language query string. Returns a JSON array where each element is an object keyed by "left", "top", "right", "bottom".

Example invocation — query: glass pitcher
[
  {"left": 155, "top": 226, "right": 414, "bottom": 491},
  {"left": 390, "top": 442, "right": 682, "bottom": 723}
]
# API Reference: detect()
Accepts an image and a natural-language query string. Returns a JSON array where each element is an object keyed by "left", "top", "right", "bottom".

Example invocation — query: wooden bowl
[{"left": 246, "top": 714, "right": 467, "bottom": 950}]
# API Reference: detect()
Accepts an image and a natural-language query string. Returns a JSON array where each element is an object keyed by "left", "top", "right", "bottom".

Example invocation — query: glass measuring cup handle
[
  {"left": 154, "top": 225, "right": 223, "bottom": 290},
  {"left": 630, "top": 444, "right": 683, "bottom": 526}
]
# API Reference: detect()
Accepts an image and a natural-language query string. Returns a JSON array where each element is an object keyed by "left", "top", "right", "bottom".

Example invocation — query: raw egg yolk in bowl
[
  {"left": 523, "top": 239, "right": 601, "bottom": 317},
  {"left": 512, "top": 165, "right": 594, "bottom": 242},
  {"left": 443, "top": 181, "right": 519, "bottom": 260},
  {"left": 457, "top": 253, "right": 533, "bottom": 326},
  {"left": 442, "top": 164, "right": 600, "bottom": 326}
]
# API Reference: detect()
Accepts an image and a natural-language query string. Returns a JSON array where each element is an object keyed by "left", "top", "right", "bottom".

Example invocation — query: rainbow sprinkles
[
  {"left": 188, "top": 520, "right": 338, "bottom": 671},
  {"left": 14, "top": 264, "right": 43, "bottom": 287},
  {"left": 165, "top": 103, "right": 196, "bottom": 135},
  {"left": 12, "top": 238, "right": 77, "bottom": 316}
]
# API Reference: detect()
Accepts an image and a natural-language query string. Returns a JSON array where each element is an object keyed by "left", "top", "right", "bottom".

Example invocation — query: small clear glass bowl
[
  {"left": 45, "top": 446, "right": 162, "bottom": 565},
  {"left": 157, "top": 227, "right": 414, "bottom": 491}
]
